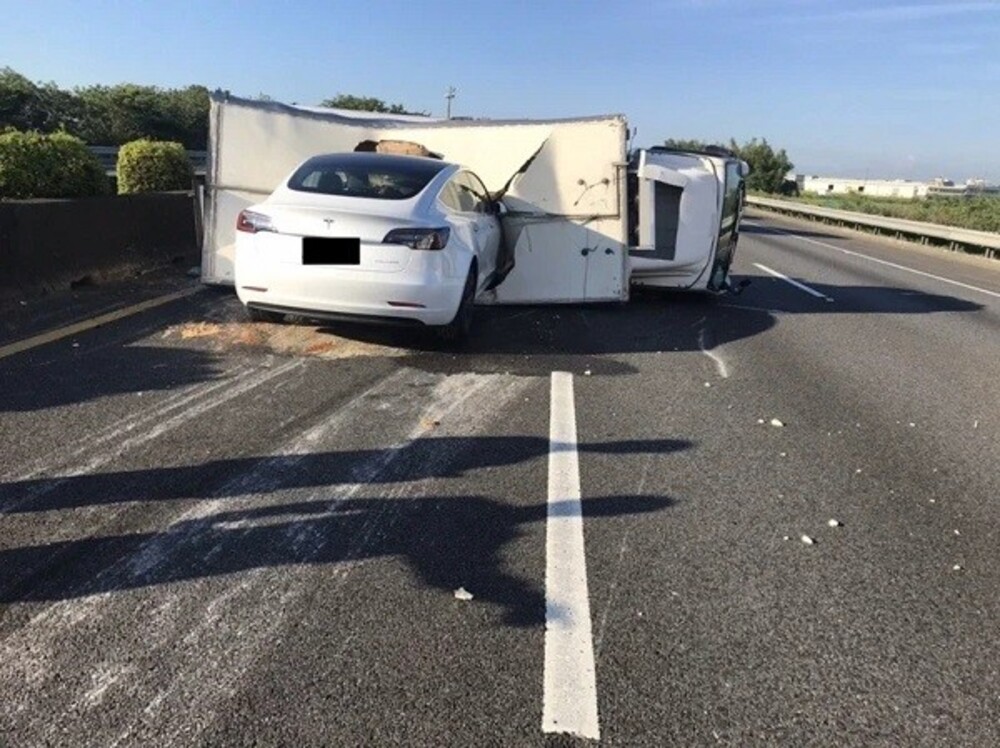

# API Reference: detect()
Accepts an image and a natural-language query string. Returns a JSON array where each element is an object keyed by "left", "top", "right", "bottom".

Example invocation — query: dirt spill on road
[{"left": 160, "top": 320, "right": 408, "bottom": 360}]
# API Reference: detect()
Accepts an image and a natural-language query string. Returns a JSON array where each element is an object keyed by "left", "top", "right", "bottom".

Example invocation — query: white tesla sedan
[{"left": 234, "top": 152, "right": 504, "bottom": 340}]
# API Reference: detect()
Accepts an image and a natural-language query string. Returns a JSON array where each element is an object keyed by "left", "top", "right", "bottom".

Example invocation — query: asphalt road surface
[{"left": 1, "top": 212, "right": 998, "bottom": 746}]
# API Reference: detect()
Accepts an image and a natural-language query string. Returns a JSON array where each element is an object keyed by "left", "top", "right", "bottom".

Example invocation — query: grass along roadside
[{"left": 752, "top": 192, "right": 1000, "bottom": 234}]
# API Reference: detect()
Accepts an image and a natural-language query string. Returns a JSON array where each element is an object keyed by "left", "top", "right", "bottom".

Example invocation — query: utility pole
[{"left": 445, "top": 86, "right": 456, "bottom": 119}]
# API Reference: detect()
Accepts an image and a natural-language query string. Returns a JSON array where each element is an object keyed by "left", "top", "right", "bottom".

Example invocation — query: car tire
[
  {"left": 437, "top": 265, "right": 476, "bottom": 345},
  {"left": 246, "top": 305, "right": 285, "bottom": 323}
]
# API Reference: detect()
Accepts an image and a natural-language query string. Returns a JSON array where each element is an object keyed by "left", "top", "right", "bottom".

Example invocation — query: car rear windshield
[{"left": 287, "top": 153, "right": 448, "bottom": 200}]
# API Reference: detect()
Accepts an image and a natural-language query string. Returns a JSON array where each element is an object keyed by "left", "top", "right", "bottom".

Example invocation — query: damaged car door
[{"left": 446, "top": 170, "right": 501, "bottom": 293}]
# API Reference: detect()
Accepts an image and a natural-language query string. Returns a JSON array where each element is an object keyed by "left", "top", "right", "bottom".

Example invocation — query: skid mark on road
[
  {"left": 0, "top": 367, "right": 532, "bottom": 746},
  {"left": 543, "top": 371, "right": 600, "bottom": 740},
  {"left": 0, "top": 360, "right": 303, "bottom": 514}
]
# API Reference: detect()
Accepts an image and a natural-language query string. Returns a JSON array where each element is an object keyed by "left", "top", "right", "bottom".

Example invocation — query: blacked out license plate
[{"left": 302, "top": 237, "right": 361, "bottom": 265}]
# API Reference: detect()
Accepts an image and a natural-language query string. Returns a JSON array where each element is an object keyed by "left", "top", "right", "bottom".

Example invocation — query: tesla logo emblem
[{"left": 323, "top": 219, "right": 335, "bottom": 229}]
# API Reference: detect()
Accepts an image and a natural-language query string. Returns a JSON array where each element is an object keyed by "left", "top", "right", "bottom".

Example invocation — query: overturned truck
[{"left": 202, "top": 94, "right": 747, "bottom": 304}]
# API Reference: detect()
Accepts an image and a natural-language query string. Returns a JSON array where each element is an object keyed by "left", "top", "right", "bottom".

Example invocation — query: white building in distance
[{"left": 800, "top": 176, "right": 999, "bottom": 199}]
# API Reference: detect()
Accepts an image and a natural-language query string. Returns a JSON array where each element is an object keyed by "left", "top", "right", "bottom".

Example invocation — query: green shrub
[
  {"left": 0, "top": 130, "right": 109, "bottom": 198},
  {"left": 117, "top": 139, "right": 192, "bottom": 194}
]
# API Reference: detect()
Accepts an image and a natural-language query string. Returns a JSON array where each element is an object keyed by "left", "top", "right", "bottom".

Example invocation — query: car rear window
[{"left": 287, "top": 153, "right": 447, "bottom": 200}]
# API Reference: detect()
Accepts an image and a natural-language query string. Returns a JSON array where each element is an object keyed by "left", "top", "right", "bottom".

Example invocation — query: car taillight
[
  {"left": 382, "top": 227, "right": 450, "bottom": 250},
  {"left": 236, "top": 210, "right": 275, "bottom": 234}
]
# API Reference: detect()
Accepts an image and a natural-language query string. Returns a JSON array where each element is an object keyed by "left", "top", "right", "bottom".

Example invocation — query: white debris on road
[
  {"left": 453, "top": 587, "right": 474, "bottom": 601},
  {"left": 801, "top": 535, "right": 815, "bottom": 545},
  {"left": 828, "top": 519, "right": 842, "bottom": 528},
  {"left": 770, "top": 418, "right": 784, "bottom": 427}
]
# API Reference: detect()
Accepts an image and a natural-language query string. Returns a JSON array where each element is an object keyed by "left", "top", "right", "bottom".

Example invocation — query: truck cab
[{"left": 627, "top": 146, "right": 748, "bottom": 292}]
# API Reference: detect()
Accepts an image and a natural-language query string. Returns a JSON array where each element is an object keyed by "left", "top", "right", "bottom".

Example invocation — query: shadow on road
[
  {"left": 0, "top": 436, "right": 691, "bottom": 515},
  {"left": 740, "top": 222, "right": 845, "bottom": 241},
  {"left": 0, "top": 434, "right": 687, "bottom": 623},
  {"left": 0, "top": 288, "right": 232, "bottom": 413},
  {"left": 1, "top": 488, "right": 675, "bottom": 629},
  {"left": 308, "top": 278, "right": 982, "bottom": 377}
]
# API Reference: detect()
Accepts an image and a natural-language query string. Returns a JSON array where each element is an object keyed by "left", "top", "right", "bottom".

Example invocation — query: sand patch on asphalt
[{"left": 160, "top": 320, "right": 408, "bottom": 359}]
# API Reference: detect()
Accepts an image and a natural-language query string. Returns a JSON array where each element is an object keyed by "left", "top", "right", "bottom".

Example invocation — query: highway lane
[{"left": 1, "top": 214, "right": 998, "bottom": 745}]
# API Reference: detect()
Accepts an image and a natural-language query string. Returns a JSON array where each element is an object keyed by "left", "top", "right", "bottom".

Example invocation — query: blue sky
[{"left": 2, "top": 0, "right": 997, "bottom": 180}]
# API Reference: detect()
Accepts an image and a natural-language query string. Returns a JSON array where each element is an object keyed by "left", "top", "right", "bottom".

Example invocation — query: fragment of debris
[
  {"left": 453, "top": 587, "right": 474, "bottom": 601},
  {"left": 801, "top": 535, "right": 815, "bottom": 545},
  {"left": 583, "top": 369, "right": 592, "bottom": 376},
  {"left": 770, "top": 418, "right": 784, "bottom": 428},
  {"left": 827, "top": 519, "right": 842, "bottom": 528},
  {"left": 952, "top": 564, "right": 963, "bottom": 572}
]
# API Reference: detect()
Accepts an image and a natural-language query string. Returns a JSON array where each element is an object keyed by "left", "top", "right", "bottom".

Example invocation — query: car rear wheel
[
  {"left": 246, "top": 305, "right": 285, "bottom": 323},
  {"left": 437, "top": 265, "right": 476, "bottom": 345}
]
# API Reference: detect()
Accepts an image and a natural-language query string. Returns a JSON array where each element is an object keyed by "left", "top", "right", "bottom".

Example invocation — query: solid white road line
[
  {"left": 753, "top": 262, "right": 835, "bottom": 302},
  {"left": 0, "top": 286, "right": 204, "bottom": 361},
  {"left": 757, "top": 222, "right": 1000, "bottom": 301},
  {"left": 543, "top": 371, "right": 600, "bottom": 740}
]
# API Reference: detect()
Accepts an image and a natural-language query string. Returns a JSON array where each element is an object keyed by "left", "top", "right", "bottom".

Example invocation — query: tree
[
  {"left": 731, "top": 137, "right": 793, "bottom": 194},
  {"left": 320, "top": 93, "right": 427, "bottom": 116},
  {"left": 0, "top": 67, "right": 81, "bottom": 132}
]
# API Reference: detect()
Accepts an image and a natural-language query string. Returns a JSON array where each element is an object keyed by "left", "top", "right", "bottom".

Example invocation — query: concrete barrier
[{"left": 0, "top": 192, "right": 198, "bottom": 297}]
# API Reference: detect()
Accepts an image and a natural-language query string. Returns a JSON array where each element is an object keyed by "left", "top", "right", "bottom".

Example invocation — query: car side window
[
  {"left": 456, "top": 172, "right": 487, "bottom": 213},
  {"left": 438, "top": 178, "right": 464, "bottom": 212}
]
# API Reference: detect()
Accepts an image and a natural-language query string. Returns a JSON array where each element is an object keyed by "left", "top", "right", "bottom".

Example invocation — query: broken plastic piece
[
  {"left": 828, "top": 519, "right": 842, "bottom": 527},
  {"left": 801, "top": 535, "right": 815, "bottom": 545},
  {"left": 770, "top": 418, "right": 784, "bottom": 428},
  {"left": 453, "top": 587, "right": 474, "bottom": 601}
]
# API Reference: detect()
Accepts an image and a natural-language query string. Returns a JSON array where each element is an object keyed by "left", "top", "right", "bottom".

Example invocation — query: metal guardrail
[
  {"left": 747, "top": 195, "right": 1000, "bottom": 258},
  {"left": 88, "top": 146, "right": 208, "bottom": 177}
]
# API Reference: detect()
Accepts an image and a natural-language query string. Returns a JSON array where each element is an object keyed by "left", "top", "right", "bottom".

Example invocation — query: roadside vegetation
[
  {"left": 116, "top": 140, "right": 192, "bottom": 194},
  {"left": 0, "top": 67, "right": 426, "bottom": 151},
  {"left": 0, "top": 130, "right": 108, "bottom": 198},
  {"left": 764, "top": 192, "right": 1000, "bottom": 233}
]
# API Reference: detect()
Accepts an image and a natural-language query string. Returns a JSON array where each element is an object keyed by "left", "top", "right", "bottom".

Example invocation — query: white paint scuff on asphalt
[
  {"left": 756, "top": 222, "right": 1000, "bottom": 301},
  {"left": 698, "top": 327, "right": 730, "bottom": 379},
  {"left": 753, "top": 262, "right": 835, "bottom": 302},
  {"left": 543, "top": 372, "right": 600, "bottom": 741}
]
